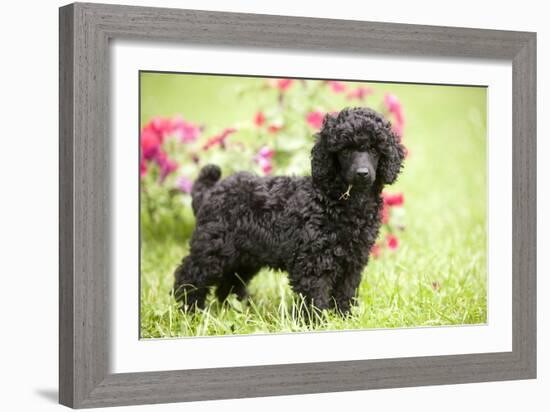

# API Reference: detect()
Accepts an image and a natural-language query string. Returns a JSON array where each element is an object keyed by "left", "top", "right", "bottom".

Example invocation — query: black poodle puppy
[{"left": 173, "top": 107, "right": 406, "bottom": 315}]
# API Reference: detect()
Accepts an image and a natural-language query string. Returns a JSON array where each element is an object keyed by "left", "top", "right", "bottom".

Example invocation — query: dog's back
[{"left": 192, "top": 167, "right": 312, "bottom": 269}]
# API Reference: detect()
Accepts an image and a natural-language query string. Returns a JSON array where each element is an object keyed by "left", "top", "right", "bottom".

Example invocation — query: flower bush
[{"left": 140, "top": 78, "right": 407, "bottom": 255}]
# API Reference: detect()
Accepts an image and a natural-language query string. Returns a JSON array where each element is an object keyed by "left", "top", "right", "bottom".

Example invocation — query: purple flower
[
  {"left": 258, "top": 146, "right": 275, "bottom": 159},
  {"left": 176, "top": 176, "right": 193, "bottom": 193},
  {"left": 254, "top": 146, "right": 275, "bottom": 175}
]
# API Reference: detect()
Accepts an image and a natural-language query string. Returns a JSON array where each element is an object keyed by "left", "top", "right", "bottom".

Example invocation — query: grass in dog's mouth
[{"left": 339, "top": 184, "right": 353, "bottom": 200}]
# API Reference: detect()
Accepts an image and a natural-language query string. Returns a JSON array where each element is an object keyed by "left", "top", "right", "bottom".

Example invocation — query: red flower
[
  {"left": 267, "top": 78, "right": 294, "bottom": 91},
  {"left": 386, "top": 234, "right": 399, "bottom": 250},
  {"left": 370, "top": 243, "right": 381, "bottom": 258},
  {"left": 203, "top": 136, "right": 222, "bottom": 150},
  {"left": 327, "top": 81, "right": 347, "bottom": 93},
  {"left": 276, "top": 78, "right": 294, "bottom": 91},
  {"left": 142, "top": 115, "right": 202, "bottom": 146},
  {"left": 203, "top": 127, "right": 237, "bottom": 150},
  {"left": 306, "top": 111, "right": 325, "bottom": 129},
  {"left": 383, "top": 192, "right": 404, "bottom": 207},
  {"left": 254, "top": 111, "right": 266, "bottom": 127},
  {"left": 140, "top": 128, "right": 161, "bottom": 161},
  {"left": 347, "top": 86, "right": 374, "bottom": 101},
  {"left": 267, "top": 124, "right": 283, "bottom": 134}
]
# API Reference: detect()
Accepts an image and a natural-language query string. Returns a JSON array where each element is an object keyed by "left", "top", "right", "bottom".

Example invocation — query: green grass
[
  {"left": 140, "top": 234, "right": 486, "bottom": 338},
  {"left": 140, "top": 75, "right": 487, "bottom": 338}
]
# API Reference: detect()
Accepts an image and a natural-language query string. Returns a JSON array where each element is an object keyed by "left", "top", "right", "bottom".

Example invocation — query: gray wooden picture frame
[{"left": 59, "top": 2, "right": 537, "bottom": 408}]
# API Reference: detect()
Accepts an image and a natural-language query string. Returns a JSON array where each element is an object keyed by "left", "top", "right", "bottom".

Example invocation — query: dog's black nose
[{"left": 356, "top": 168, "right": 370, "bottom": 179}]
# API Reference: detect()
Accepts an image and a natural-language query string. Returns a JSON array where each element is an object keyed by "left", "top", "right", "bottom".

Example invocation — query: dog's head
[{"left": 311, "top": 107, "right": 405, "bottom": 196}]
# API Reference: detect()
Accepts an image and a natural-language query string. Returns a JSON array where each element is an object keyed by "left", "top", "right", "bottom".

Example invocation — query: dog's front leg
[
  {"left": 289, "top": 268, "right": 333, "bottom": 313},
  {"left": 331, "top": 264, "right": 363, "bottom": 315}
]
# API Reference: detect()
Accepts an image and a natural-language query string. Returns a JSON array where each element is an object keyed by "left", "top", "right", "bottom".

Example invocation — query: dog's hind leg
[
  {"left": 215, "top": 266, "right": 258, "bottom": 302},
  {"left": 173, "top": 256, "right": 207, "bottom": 310},
  {"left": 173, "top": 254, "right": 228, "bottom": 311}
]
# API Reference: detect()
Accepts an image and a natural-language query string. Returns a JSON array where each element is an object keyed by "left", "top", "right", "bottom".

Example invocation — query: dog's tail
[{"left": 191, "top": 164, "right": 221, "bottom": 214}]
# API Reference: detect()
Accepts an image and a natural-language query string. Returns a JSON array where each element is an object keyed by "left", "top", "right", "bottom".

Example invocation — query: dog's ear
[
  {"left": 378, "top": 126, "right": 406, "bottom": 185},
  {"left": 311, "top": 113, "right": 338, "bottom": 187}
]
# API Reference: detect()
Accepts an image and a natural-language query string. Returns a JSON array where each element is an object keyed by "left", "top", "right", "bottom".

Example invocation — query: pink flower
[
  {"left": 306, "top": 111, "right": 325, "bottom": 129},
  {"left": 386, "top": 234, "right": 399, "bottom": 251},
  {"left": 203, "top": 127, "right": 237, "bottom": 150},
  {"left": 176, "top": 176, "right": 193, "bottom": 194},
  {"left": 381, "top": 204, "right": 389, "bottom": 224},
  {"left": 156, "top": 151, "right": 178, "bottom": 182},
  {"left": 327, "top": 81, "right": 347, "bottom": 93},
  {"left": 149, "top": 116, "right": 173, "bottom": 140},
  {"left": 140, "top": 158, "right": 147, "bottom": 178},
  {"left": 254, "top": 146, "right": 275, "bottom": 175},
  {"left": 142, "top": 115, "right": 202, "bottom": 146},
  {"left": 172, "top": 116, "right": 201, "bottom": 143},
  {"left": 254, "top": 112, "right": 266, "bottom": 127},
  {"left": 258, "top": 146, "right": 275, "bottom": 159},
  {"left": 384, "top": 93, "right": 405, "bottom": 137},
  {"left": 384, "top": 93, "right": 401, "bottom": 114},
  {"left": 383, "top": 192, "right": 404, "bottom": 207},
  {"left": 276, "top": 78, "right": 294, "bottom": 91},
  {"left": 393, "top": 123, "right": 404, "bottom": 137},
  {"left": 257, "top": 157, "right": 273, "bottom": 174},
  {"left": 347, "top": 86, "right": 374, "bottom": 101},
  {"left": 370, "top": 243, "right": 381, "bottom": 258}
]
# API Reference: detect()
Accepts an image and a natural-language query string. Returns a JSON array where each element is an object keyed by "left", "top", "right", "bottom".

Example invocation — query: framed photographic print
[{"left": 59, "top": 2, "right": 536, "bottom": 408}]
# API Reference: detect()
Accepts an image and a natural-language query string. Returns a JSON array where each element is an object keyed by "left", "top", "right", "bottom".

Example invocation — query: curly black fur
[{"left": 173, "top": 107, "right": 406, "bottom": 314}]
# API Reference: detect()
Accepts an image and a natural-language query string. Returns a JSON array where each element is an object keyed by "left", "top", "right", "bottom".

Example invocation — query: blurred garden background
[{"left": 139, "top": 72, "right": 487, "bottom": 338}]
